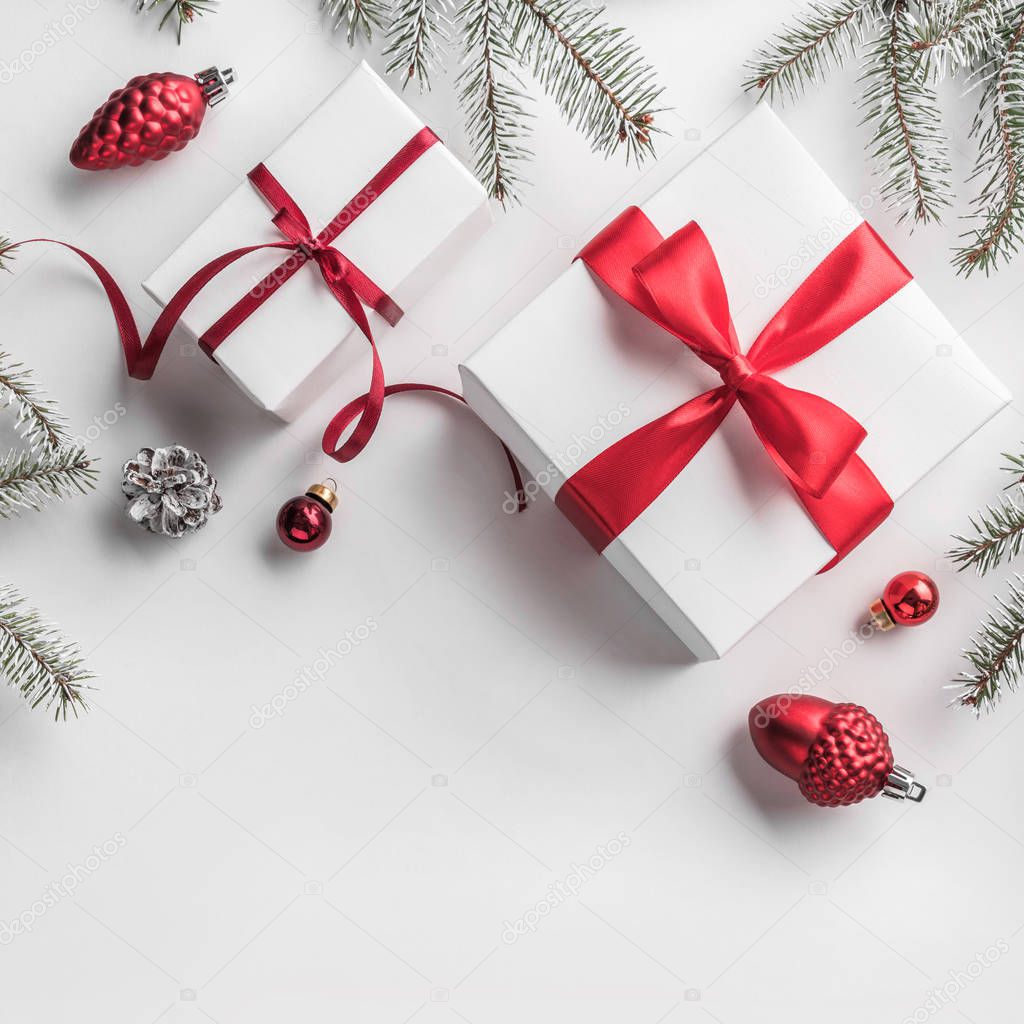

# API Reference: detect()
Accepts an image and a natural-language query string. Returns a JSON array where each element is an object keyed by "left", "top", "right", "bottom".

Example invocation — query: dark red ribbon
[
  {"left": 556, "top": 207, "right": 910, "bottom": 570},
  {"left": 10, "top": 127, "right": 524, "bottom": 504}
]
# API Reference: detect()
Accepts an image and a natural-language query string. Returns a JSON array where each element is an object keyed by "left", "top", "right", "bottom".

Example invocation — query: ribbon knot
[
  {"left": 554, "top": 206, "right": 913, "bottom": 572},
  {"left": 720, "top": 353, "right": 755, "bottom": 392}
]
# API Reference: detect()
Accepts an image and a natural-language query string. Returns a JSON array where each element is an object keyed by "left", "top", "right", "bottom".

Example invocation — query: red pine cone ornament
[
  {"left": 70, "top": 67, "right": 234, "bottom": 171},
  {"left": 749, "top": 694, "right": 926, "bottom": 808}
]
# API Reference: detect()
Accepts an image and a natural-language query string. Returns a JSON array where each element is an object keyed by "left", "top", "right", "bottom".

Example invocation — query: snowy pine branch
[
  {"left": 951, "top": 574, "right": 1024, "bottom": 712},
  {"left": 0, "top": 447, "right": 98, "bottom": 520},
  {"left": 137, "top": 0, "right": 218, "bottom": 44},
  {"left": 949, "top": 484, "right": 1024, "bottom": 575},
  {"left": 860, "top": 1, "right": 952, "bottom": 224},
  {"left": 0, "top": 584, "right": 92, "bottom": 720},
  {"left": 913, "top": 0, "right": 1003, "bottom": 75},
  {"left": 457, "top": 0, "right": 533, "bottom": 203},
  {"left": 385, "top": 0, "right": 454, "bottom": 88},
  {"left": 321, "top": 0, "right": 391, "bottom": 43},
  {"left": 0, "top": 350, "right": 78, "bottom": 455},
  {"left": 744, "top": 0, "right": 878, "bottom": 102},
  {"left": 954, "top": 6, "right": 1024, "bottom": 273},
  {"left": 505, "top": 0, "right": 663, "bottom": 164}
]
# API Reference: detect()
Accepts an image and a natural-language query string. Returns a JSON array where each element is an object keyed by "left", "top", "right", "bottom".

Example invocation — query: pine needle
[
  {"left": 457, "top": 0, "right": 534, "bottom": 204},
  {"left": 744, "top": 0, "right": 878, "bottom": 103},
  {"left": 0, "top": 447, "right": 98, "bottom": 520},
  {"left": 913, "top": 0, "right": 1003, "bottom": 76},
  {"left": 385, "top": 0, "right": 454, "bottom": 89},
  {"left": 504, "top": 0, "right": 664, "bottom": 165},
  {"left": 0, "top": 584, "right": 92, "bottom": 720},
  {"left": 321, "top": 0, "right": 391, "bottom": 44},
  {"left": 860, "top": 1, "right": 952, "bottom": 225},
  {"left": 0, "top": 236, "right": 16, "bottom": 273},
  {"left": 951, "top": 574, "right": 1024, "bottom": 713},
  {"left": 0, "top": 350, "right": 78, "bottom": 455}
]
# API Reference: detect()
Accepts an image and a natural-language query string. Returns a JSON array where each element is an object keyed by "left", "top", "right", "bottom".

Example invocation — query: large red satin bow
[{"left": 556, "top": 207, "right": 911, "bottom": 570}]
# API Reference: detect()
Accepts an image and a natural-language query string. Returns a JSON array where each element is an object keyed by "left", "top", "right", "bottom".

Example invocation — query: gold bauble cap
[{"left": 306, "top": 480, "right": 339, "bottom": 512}]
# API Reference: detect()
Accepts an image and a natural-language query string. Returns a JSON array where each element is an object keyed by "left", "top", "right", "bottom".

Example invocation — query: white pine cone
[{"left": 121, "top": 444, "right": 222, "bottom": 538}]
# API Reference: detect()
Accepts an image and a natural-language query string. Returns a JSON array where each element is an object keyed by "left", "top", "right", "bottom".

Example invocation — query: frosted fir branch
[
  {"left": 0, "top": 447, "right": 98, "bottom": 520},
  {"left": 913, "top": 0, "right": 1004, "bottom": 76},
  {"left": 321, "top": 0, "right": 391, "bottom": 44},
  {"left": 954, "top": 7, "right": 1024, "bottom": 274},
  {"left": 0, "top": 236, "right": 16, "bottom": 273},
  {"left": 504, "top": 0, "right": 663, "bottom": 165},
  {"left": 0, "top": 351, "right": 77, "bottom": 456},
  {"left": 1004, "top": 447, "right": 1024, "bottom": 484},
  {"left": 744, "top": 0, "right": 879, "bottom": 102},
  {"left": 860, "top": 1, "right": 953, "bottom": 224},
  {"left": 457, "top": 0, "right": 533, "bottom": 204},
  {"left": 951, "top": 574, "right": 1024, "bottom": 712},
  {"left": 137, "top": 0, "right": 218, "bottom": 44},
  {"left": 949, "top": 484, "right": 1024, "bottom": 575},
  {"left": 0, "top": 583, "right": 92, "bottom": 721},
  {"left": 385, "top": 0, "right": 454, "bottom": 88}
]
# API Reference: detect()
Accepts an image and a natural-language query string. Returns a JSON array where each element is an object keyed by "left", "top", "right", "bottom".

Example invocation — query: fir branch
[
  {"left": 949, "top": 484, "right": 1024, "bottom": 575},
  {"left": 385, "top": 0, "right": 453, "bottom": 88},
  {"left": 0, "top": 236, "right": 16, "bottom": 273},
  {"left": 912, "top": 0, "right": 1003, "bottom": 75},
  {"left": 954, "top": 6, "right": 1024, "bottom": 274},
  {"left": 0, "top": 447, "right": 98, "bottom": 520},
  {"left": 457, "top": 0, "right": 533, "bottom": 204},
  {"left": 0, "top": 351, "right": 77, "bottom": 455},
  {"left": 951, "top": 573, "right": 1024, "bottom": 712},
  {"left": 321, "top": 0, "right": 391, "bottom": 44},
  {"left": 0, "top": 583, "right": 91, "bottom": 720},
  {"left": 860, "top": 1, "right": 952, "bottom": 224},
  {"left": 744, "top": 0, "right": 878, "bottom": 102},
  {"left": 137, "top": 0, "right": 217, "bottom": 44},
  {"left": 1003, "top": 447, "right": 1024, "bottom": 484},
  {"left": 504, "top": 0, "right": 663, "bottom": 164}
]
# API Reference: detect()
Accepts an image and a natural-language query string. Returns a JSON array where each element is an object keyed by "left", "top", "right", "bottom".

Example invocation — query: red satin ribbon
[
  {"left": 556, "top": 207, "right": 910, "bottom": 570},
  {"left": 9, "top": 128, "right": 523, "bottom": 503}
]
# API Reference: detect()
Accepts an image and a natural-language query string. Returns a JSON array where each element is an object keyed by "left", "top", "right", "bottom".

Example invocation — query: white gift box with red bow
[
  {"left": 460, "top": 105, "right": 1011, "bottom": 660},
  {"left": 143, "top": 62, "right": 491, "bottom": 420}
]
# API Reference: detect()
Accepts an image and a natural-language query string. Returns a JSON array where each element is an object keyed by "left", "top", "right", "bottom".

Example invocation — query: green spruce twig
[
  {"left": 744, "top": 0, "right": 878, "bottom": 102},
  {"left": 385, "top": 0, "right": 454, "bottom": 88},
  {"left": 950, "top": 574, "right": 1024, "bottom": 712},
  {"left": 0, "top": 236, "right": 16, "bottom": 273},
  {"left": 0, "top": 584, "right": 92, "bottom": 720},
  {"left": 505, "top": 0, "right": 663, "bottom": 164},
  {"left": 954, "top": 6, "right": 1024, "bottom": 274},
  {"left": 0, "top": 447, "right": 98, "bottom": 520},
  {"left": 457, "top": 0, "right": 534, "bottom": 204},
  {"left": 321, "top": 0, "right": 391, "bottom": 44},
  {"left": 0, "top": 351, "right": 78, "bottom": 455},
  {"left": 860, "top": 1, "right": 952, "bottom": 224}
]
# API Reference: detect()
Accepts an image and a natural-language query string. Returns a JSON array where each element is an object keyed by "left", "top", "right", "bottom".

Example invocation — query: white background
[{"left": 1, "top": 1, "right": 1023, "bottom": 1021}]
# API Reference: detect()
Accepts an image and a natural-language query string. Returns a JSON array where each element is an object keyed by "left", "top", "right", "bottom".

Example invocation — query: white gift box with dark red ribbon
[
  {"left": 460, "top": 105, "right": 1011, "bottom": 660},
  {"left": 143, "top": 62, "right": 491, "bottom": 420}
]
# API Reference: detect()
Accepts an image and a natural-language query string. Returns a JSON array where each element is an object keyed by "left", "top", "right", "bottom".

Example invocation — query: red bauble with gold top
[
  {"left": 276, "top": 480, "right": 339, "bottom": 552},
  {"left": 869, "top": 570, "right": 939, "bottom": 631}
]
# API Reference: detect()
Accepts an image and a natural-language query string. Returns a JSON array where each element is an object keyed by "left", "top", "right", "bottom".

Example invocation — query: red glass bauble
[
  {"left": 748, "top": 694, "right": 925, "bottom": 807},
  {"left": 276, "top": 481, "right": 338, "bottom": 552},
  {"left": 70, "top": 67, "right": 233, "bottom": 171},
  {"left": 869, "top": 570, "right": 939, "bottom": 630}
]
